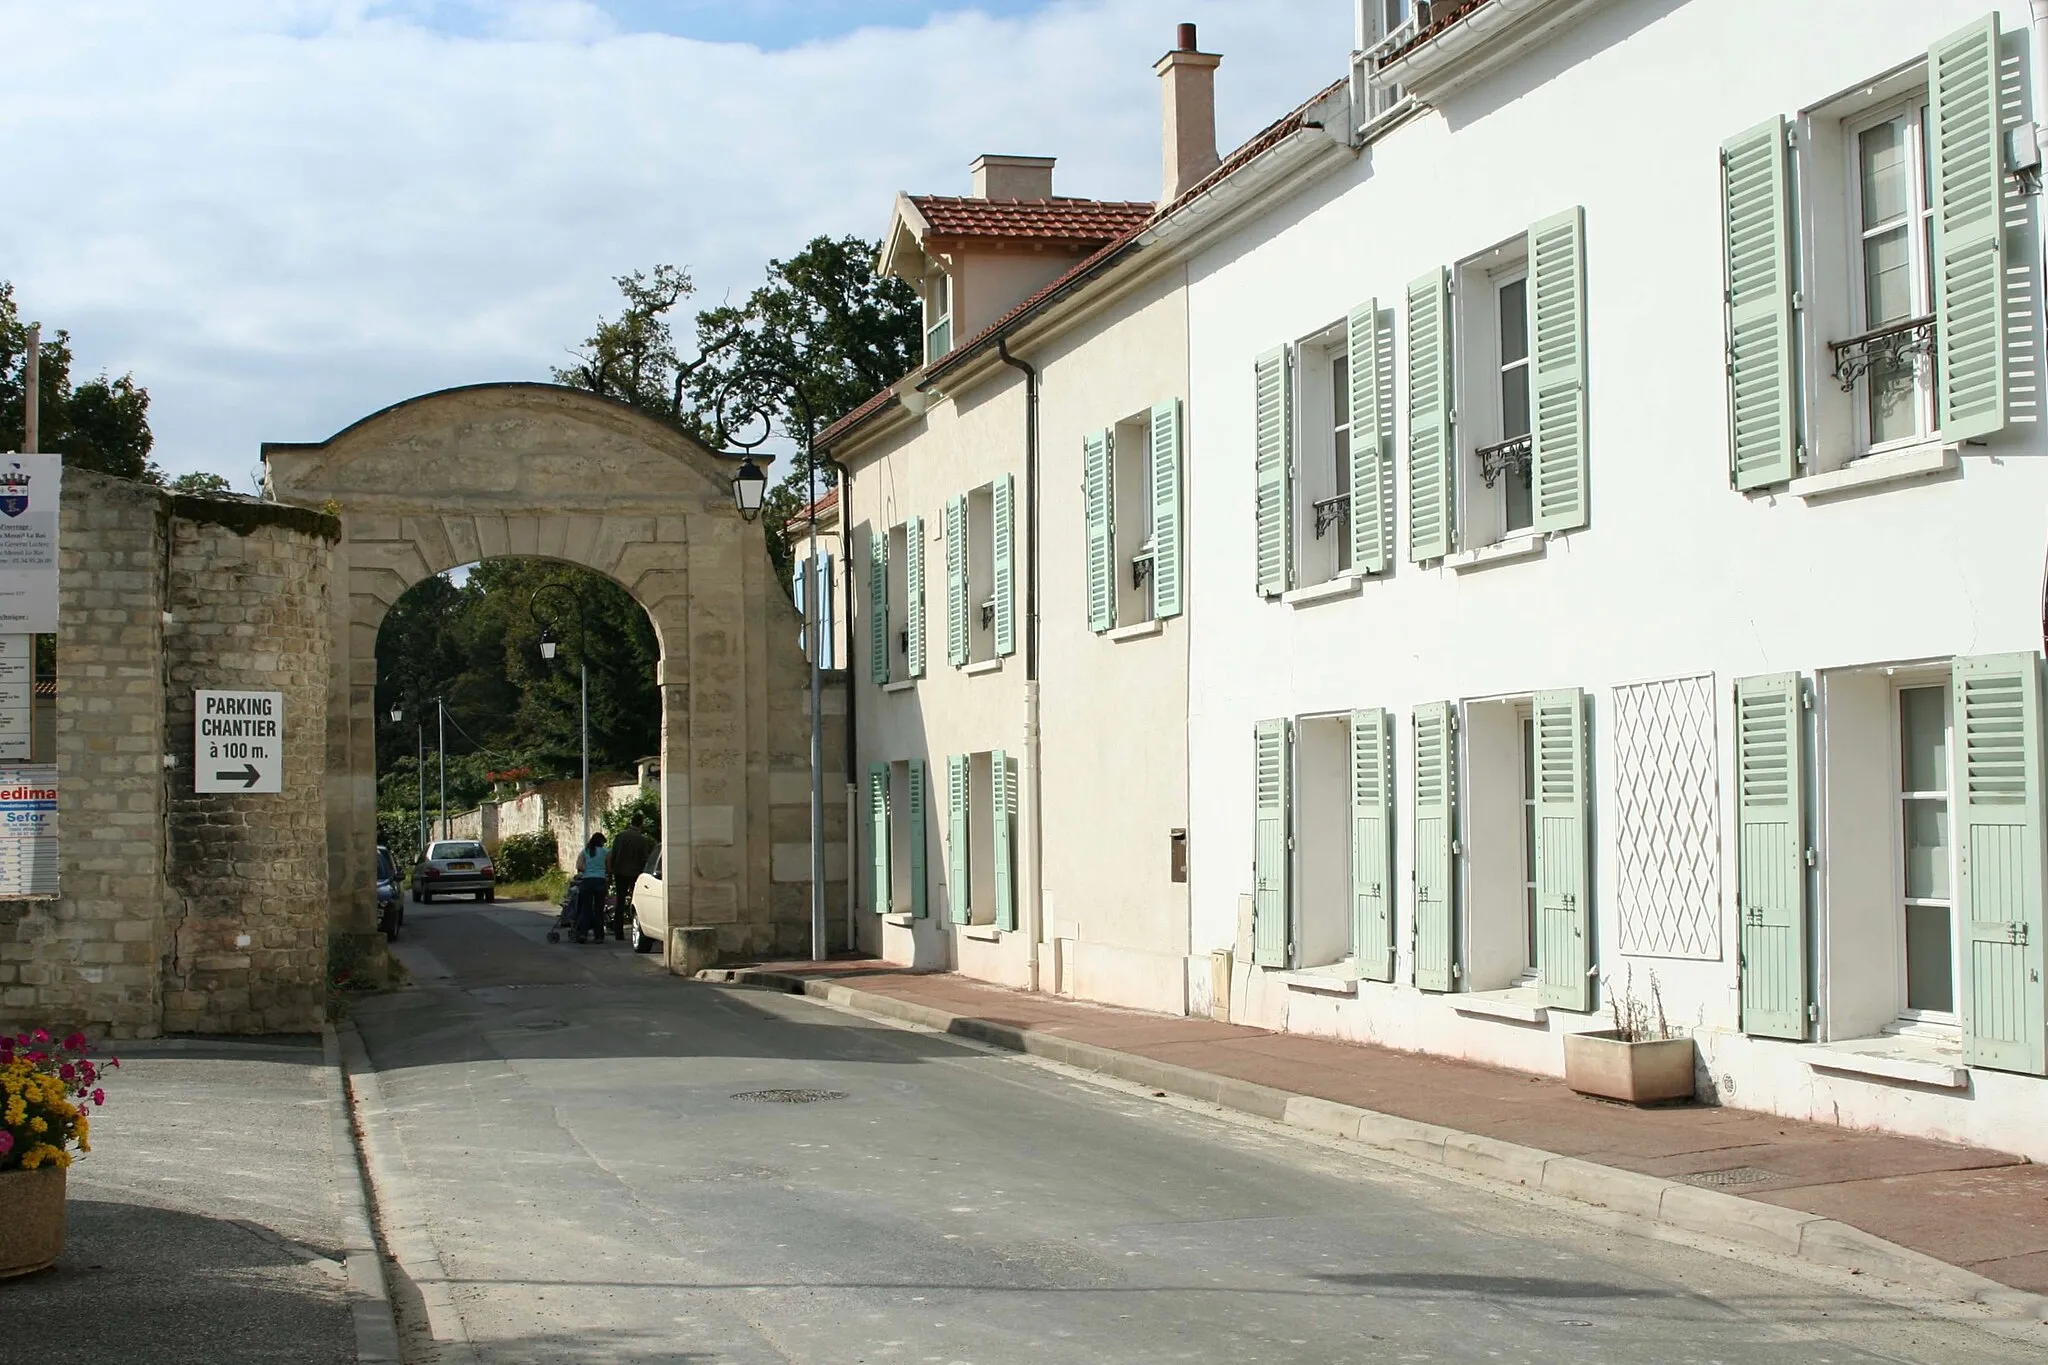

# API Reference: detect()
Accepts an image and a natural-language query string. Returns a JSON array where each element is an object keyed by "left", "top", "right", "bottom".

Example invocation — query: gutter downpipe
[
  {"left": 996, "top": 335, "right": 1045, "bottom": 994},
  {"left": 822, "top": 452, "right": 860, "bottom": 951}
]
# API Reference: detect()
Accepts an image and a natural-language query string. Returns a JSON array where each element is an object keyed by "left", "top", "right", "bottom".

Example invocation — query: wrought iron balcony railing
[
  {"left": 1828, "top": 315, "right": 1935, "bottom": 392},
  {"left": 1477, "top": 433, "right": 1532, "bottom": 489}
]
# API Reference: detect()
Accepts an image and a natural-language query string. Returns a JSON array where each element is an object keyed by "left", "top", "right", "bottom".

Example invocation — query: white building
[{"left": 1184, "top": 0, "right": 2048, "bottom": 1157}]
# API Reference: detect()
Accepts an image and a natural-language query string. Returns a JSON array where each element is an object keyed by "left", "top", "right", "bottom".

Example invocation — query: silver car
[{"left": 412, "top": 840, "right": 496, "bottom": 903}]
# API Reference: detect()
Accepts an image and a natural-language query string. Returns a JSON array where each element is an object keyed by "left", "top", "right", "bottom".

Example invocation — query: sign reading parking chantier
[{"left": 194, "top": 690, "right": 283, "bottom": 794}]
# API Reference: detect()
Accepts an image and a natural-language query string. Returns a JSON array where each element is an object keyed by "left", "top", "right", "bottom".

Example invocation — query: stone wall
[
  {"left": 0, "top": 472, "right": 336, "bottom": 1039},
  {"left": 160, "top": 495, "right": 334, "bottom": 1033}
]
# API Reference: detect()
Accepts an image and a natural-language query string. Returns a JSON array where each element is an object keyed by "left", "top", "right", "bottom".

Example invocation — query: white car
[{"left": 628, "top": 846, "right": 667, "bottom": 953}]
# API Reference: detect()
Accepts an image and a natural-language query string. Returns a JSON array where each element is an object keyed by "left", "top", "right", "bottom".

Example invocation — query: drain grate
[
  {"left": 1678, "top": 1166, "right": 1779, "bottom": 1188},
  {"left": 731, "top": 1088, "right": 847, "bottom": 1104}
]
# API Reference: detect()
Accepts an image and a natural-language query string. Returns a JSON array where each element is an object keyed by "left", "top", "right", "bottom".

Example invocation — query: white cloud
[{"left": 0, "top": 0, "right": 1352, "bottom": 484}]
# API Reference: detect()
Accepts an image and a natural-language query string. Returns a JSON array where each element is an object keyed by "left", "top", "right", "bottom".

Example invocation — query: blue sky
[
  {"left": 0, "top": 1, "right": 1352, "bottom": 485},
  {"left": 406, "top": 0, "right": 1059, "bottom": 47}
]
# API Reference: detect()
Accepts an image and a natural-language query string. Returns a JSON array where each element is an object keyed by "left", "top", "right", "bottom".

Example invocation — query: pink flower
[
  {"left": 58, "top": 1064, "right": 74, "bottom": 1082},
  {"left": 63, "top": 1032, "right": 85, "bottom": 1051},
  {"left": 30, "top": 1029, "right": 47, "bottom": 1043},
  {"left": 0, "top": 1132, "right": 12, "bottom": 1156},
  {"left": 90, "top": 1089, "right": 104, "bottom": 1106}
]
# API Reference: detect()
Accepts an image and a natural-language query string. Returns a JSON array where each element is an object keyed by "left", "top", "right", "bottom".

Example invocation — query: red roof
[
  {"left": 783, "top": 487, "right": 840, "bottom": 542},
  {"left": 1382, "top": 0, "right": 1493, "bottom": 62},
  {"left": 909, "top": 196, "right": 1156, "bottom": 243}
]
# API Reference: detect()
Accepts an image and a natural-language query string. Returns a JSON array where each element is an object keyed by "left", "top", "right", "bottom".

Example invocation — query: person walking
[
  {"left": 573, "top": 832, "right": 610, "bottom": 945},
  {"left": 606, "top": 814, "right": 654, "bottom": 941}
]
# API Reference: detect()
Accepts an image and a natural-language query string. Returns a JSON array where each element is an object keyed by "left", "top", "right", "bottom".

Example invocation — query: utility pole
[
  {"left": 807, "top": 463, "right": 826, "bottom": 962},
  {"left": 579, "top": 657, "right": 590, "bottom": 848},
  {"left": 437, "top": 698, "right": 447, "bottom": 841},
  {"left": 22, "top": 325, "right": 38, "bottom": 454},
  {"left": 416, "top": 718, "right": 427, "bottom": 853}
]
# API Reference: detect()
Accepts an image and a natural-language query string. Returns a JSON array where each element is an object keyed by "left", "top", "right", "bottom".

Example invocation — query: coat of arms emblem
[{"left": 0, "top": 464, "right": 28, "bottom": 519}]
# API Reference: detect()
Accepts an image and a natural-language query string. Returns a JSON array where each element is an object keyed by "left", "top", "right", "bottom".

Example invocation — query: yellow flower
[{"left": 28, "top": 1117, "right": 46, "bottom": 1134}]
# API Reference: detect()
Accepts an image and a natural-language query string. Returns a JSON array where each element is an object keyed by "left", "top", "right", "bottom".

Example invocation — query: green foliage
[
  {"left": 0, "top": 281, "right": 159, "bottom": 481},
  {"left": 496, "top": 830, "right": 559, "bottom": 883},
  {"left": 169, "top": 471, "right": 232, "bottom": 493},
  {"left": 601, "top": 786, "right": 660, "bottom": 838}
]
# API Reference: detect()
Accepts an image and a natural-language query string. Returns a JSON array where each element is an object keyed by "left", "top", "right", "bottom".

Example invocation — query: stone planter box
[
  {"left": 0, "top": 1165, "right": 67, "bottom": 1277},
  {"left": 1563, "top": 1030, "right": 1695, "bottom": 1104}
]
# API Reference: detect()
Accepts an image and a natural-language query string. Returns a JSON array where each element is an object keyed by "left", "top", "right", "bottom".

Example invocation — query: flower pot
[
  {"left": 1563, "top": 1030, "right": 1696, "bottom": 1104},
  {"left": 0, "top": 1165, "right": 66, "bottom": 1277}
]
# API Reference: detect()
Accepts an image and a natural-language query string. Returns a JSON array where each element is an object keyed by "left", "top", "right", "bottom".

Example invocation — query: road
[{"left": 352, "top": 897, "right": 2046, "bottom": 1365}]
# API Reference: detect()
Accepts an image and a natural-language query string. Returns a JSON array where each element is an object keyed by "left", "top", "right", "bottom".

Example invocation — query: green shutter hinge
[{"left": 1785, "top": 125, "right": 1798, "bottom": 149}]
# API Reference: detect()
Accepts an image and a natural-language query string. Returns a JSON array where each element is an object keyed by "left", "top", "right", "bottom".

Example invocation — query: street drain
[
  {"left": 731, "top": 1089, "right": 847, "bottom": 1104},
  {"left": 1679, "top": 1166, "right": 1779, "bottom": 1188}
]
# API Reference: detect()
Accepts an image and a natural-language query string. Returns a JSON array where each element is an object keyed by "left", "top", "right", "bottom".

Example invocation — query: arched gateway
[{"left": 263, "top": 382, "right": 839, "bottom": 963}]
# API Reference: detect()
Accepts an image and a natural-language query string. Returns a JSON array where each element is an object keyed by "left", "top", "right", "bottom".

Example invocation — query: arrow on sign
[{"left": 214, "top": 764, "right": 261, "bottom": 788}]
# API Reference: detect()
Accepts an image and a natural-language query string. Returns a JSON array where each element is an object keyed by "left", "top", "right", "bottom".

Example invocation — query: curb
[
  {"left": 704, "top": 968, "right": 2048, "bottom": 1322},
  {"left": 338, "top": 1020, "right": 481, "bottom": 1363},
  {"left": 320, "top": 1024, "right": 402, "bottom": 1364}
]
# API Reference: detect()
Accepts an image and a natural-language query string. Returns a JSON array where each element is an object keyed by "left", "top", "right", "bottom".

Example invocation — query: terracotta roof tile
[
  {"left": 909, "top": 196, "right": 1157, "bottom": 242},
  {"left": 1383, "top": 0, "right": 1492, "bottom": 62},
  {"left": 813, "top": 387, "right": 899, "bottom": 453}
]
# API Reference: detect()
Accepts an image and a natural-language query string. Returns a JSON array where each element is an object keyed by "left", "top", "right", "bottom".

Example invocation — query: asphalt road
[{"left": 353, "top": 898, "right": 2047, "bottom": 1365}]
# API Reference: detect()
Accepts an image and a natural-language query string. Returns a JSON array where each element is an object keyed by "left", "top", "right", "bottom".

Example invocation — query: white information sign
[
  {"left": 194, "top": 690, "right": 284, "bottom": 794},
  {"left": 0, "top": 765, "right": 57, "bottom": 897},
  {"left": 0, "top": 455, "right": 60, "bottom": 634},
  {"left": 0, "top": 637, "right": 30, "bottom": 761}
]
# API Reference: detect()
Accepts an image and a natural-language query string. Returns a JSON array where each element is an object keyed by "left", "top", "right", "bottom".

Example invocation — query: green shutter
[
  {"left": 1953, "top": 653, "right": 2047, "bottom": 1074},
  {"left": 945, "top": 494, "right": 968, "bottom": 667},
  {"left": 993, "top": 475, "right": 1015, "bottom": 656},
  {"left": 1084, "top": 429, "right": 1114, "bottom": 632},
  {"left": 907, "top": 759, "right": 928, "bottom": 918},
  {"left": 1533, "top": 688, "right": 1592, "bottom": 1011},
  {"left": 1350, "top": 708, "right": 1394, "bottom": 982},
  {"left": 1346, "top": 301, "right": 1391, "bottom": 575},
  {"left": 1254, "top": 348, "right": 1292, "bottom": 597},
  {"left": 992, "top": 749, "right": 1017, "bottom": 932},
  {"left": 904, "top": 517, "right": 925, "bottom": 678},
  {"left": 869, "top": 530, "right": 890, "bottom": 685},
  {"left": 947, "top": 754, "right": 970, "bottom": 924},
  {"left": 1932, "top": 14, "right": 2008, "bottom": 442},
  {"left": 1735, "top": 673, "right": 1808, "bottom": 1039},
  {"left": 1721, "top": 116, "right": 1800, "bottom": 489},
  {"left": 1253, "top": 718, "right": 1291, "bottom": 968},
  {"left": 1530, "top": 208, "right": 1589, "bottom": 534},
  {"left": 1150, "top": 399, "right": 1183, "bottom": 618},
  {"left": 1413, "top": 701, "right": 1456, "bottom": 991},
  {"left": 869, "top": 762, "right": 892, "bottom": 915},
  {"left": 1406, "top": 270, "right": 1453, "bottom": 561}
]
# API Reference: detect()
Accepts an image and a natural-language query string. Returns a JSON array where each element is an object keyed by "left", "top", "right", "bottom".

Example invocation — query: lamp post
[{"left": 529, "top": 584, "right": 591, "bottom": 850}]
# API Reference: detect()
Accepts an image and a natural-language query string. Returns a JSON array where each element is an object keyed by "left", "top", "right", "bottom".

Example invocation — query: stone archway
[{"left": 262, "top": 382, "right": 838, "bottom": 963}]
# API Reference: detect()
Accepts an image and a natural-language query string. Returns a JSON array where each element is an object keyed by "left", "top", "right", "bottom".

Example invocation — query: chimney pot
[
  {"left": 1154, "top": 26, "right": 1221, "bottom": 207},
  {"left": 969, "top": 153, "right": 1056, "bottom": 201}
]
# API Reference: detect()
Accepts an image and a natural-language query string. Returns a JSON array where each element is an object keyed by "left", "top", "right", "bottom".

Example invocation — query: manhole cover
[
  {"left": 1679, "top": 1166, "right": 1779, "bottom": 1188},
  {"left": 731, "top": 1089, "right": 847, "bottom": 1104}
]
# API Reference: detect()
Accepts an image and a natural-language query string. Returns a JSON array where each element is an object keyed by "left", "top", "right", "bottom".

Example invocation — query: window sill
[
  {"left": 881, "top": 679, "right": 916, "bottom": 694},
  {"left": 1448, "top": 534, "right": 1545, "bottom": 574},
  {"left": 1276, "top": 962, "right": 1361, "bottom": 996},
  {"left": 1451, "top": 987, "right": 1549, "bottom": 1025},
  {"left": 1790, "top": 442, "right": 1958, "bottom": 501},
  {"left": 1281, "top": 574, "right": 1363, "bottom": 608},
  {"left": 962, "top": 659, "right": 1003, "bottom": 676},
  {"left": 961, "top": 923, "right": 1002, "bottom": 941},
  {"left": 1806, "top": 1036, "right": 1967, "bottom": 1089},
  {"left": 1106, "top": 619, "right": 1163, "bottom": 643},
  {"left": 883, "top": 912, "right": 917, "bottom": 927}
]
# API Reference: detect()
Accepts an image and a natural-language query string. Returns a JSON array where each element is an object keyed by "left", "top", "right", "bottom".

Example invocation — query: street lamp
[
  {"left": 529, "top": 585, "right": 591, "bottom": 851},
  {"left": 731, "top": 457, "right": 768, "bottom": 522}
]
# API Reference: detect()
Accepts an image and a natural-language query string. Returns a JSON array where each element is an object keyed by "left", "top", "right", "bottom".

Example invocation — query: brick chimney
[
  {"left": 970, "top": 154, "right": 1056, "bottom": 200},
  {"left": 1155, "top": 22, "right": 1220, "bottom": 206}
]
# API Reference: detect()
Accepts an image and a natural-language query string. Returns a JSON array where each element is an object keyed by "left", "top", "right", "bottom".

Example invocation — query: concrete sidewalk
[
  {"left": 0, "top": 1033, "right": 394, "bottom": 1365},
  {"left": 707, "top": 960, "right": 2048, "bottom": 1317}
]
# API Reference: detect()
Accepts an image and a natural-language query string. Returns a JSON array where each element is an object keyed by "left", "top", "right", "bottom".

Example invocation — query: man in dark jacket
[{"left": 607, "top": 814, "right": 654, "bottom": 941}]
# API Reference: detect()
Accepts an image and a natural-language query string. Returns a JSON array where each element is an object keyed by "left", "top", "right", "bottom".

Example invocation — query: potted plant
[
  {"left": 1563, "top": 967, "right": 1695, "bottom": 1104},
  {"left": 0, "top": 1029, "right": 117, "bottom": 1277}
]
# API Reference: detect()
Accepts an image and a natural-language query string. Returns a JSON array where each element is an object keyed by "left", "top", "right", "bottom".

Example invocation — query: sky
[{"left": 0, "top": 1, "right": 1353, "bottom": 487}]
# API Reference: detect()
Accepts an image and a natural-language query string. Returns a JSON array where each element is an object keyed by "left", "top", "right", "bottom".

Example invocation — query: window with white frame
[
  {"left": 1354, "top": 0, "right": 1419, "bottom": 120},
  {"left": 1896, "top": 681, "right": 1955, "bottom": 1020},
  {"left": 944, "top": 750, "right": 1016, "bottom": 929},
  {"left": 945, "top": 478, "right": 1014, "bottom": 667},
  {"left": 1085, "top": 403, "right": 1182, "bottom": 632},
  {"left": 1723, "top": 17, "right": 2026, "bottom": 490},
  {"left": 1404, "top": 208, "right": 1586, "bottom": 565},
  {"left": 925, "top": 268, "right": 954, "bottom": 363},
  {"left": 1293, "top": 326, "right": 1354, "bottom": 589},
  {"left": 866, "top": 758, "right": 930, "bottom": 918},
  {"left": 1112, "top": 411, "right": 1159, "bottom": 625}
]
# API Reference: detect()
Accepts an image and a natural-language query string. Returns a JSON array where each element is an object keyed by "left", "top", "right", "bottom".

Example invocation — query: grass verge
[{"left": 492, "top": 867, "right": 569, "bottom": 905}]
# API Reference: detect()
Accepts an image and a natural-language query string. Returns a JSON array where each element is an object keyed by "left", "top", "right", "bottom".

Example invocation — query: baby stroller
[{"left": 545, "top": 881, "right": 578, "bottom": 944}]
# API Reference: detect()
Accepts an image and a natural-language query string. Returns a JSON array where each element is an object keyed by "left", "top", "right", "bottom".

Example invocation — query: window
[
  {"left": 1112, "top": 412, "right": 1157, "bottom": 626},
  {"left": 945, "top": 480, "right": 1013, "bottom": 667},
  {"left": 1087, "top": 404, "right": 1182, "bottom": 632},
  {"left": 945, "top": 750, "right": 1016, "bottom": 928},
  {"left": 868, "top": 759, "right": 929, "bottom": 917},
  {"left": 1293, "top": 327, "right": 1353, "bottom": 589},
  {"left": 1406, "top": 208, "right": 1585, "bottom": 564},
  {"left": 1355, "top": 0, "right": 1419, "bottom": 119},
  {"left": 925, "top": 269, "right": 953, "bottom": 363},
  {"left": 1723, "top": 18, "right": 2019, "bottom": 489},
  {"left": 1897, "top": 683, "right": 1954, "bottom": 1019}
]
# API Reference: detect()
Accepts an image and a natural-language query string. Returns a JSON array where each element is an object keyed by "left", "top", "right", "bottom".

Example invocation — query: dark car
[
  {"left": 376, "top": 844, "right": 402, "bottom": 938},
  {"left": 411, "top": 839, "right": 496, "bottom": 903}
]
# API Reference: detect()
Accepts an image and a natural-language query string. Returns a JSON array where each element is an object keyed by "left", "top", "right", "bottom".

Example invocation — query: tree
[
  {"left": 169, "top": 471, "right": 232, "bottom": 494},
  {"left": 0, "top": 282, "right": 159, "bottom": 481}
]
